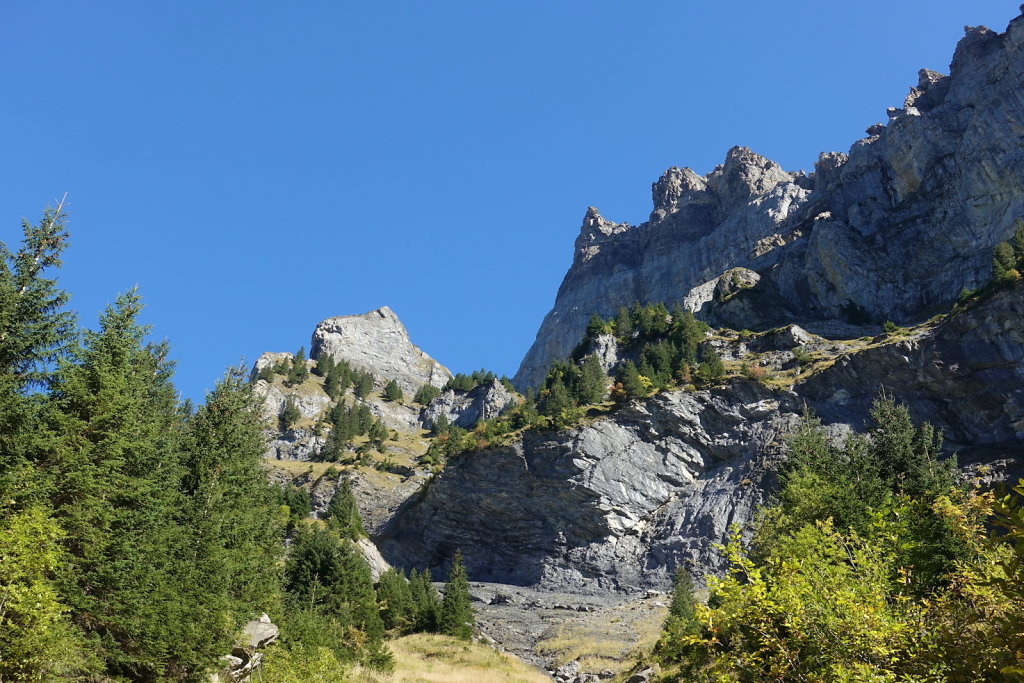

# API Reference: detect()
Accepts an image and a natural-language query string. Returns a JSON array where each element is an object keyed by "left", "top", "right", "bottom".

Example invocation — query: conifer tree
[
  {"left": 414, "top": 383, "right": 441, "bottom": 405},
  {"left": 353, "top": 371, "right": 374, "bottom": 398},
  {"left": 617, "top": 361, "right": 648, "bottom": 399},
  {"left": 280, "top": 396, "right": 301, "bottom": 431},
  {"left": 382, "top": 379, "right": 403, "bottom": 402},
  {"left": 325, "top": 478, "right": 366, "bottom": 540},
  {"left": 0, "top": 200, "right": 76, "bottom": 501},
  {"left": 577, "top": 353, "right": 607, "bottom": 404},
  {"left": 286, "top": 347, "right": 309, "bottom": 386},
  {"left": 377, "top": 568, "right": 416, "bottom": 633},
  {"left": 176, "top": 367, "right": 284, "bottom": 670},
  {"left": 409, "top": 568, "right": 441, "bottom": 632},
  {"left": 439, "top": 549, "right": 474, "bottom": 640},
  {"left": 48, "top": 290, "right": 189, "bottom": 679}
]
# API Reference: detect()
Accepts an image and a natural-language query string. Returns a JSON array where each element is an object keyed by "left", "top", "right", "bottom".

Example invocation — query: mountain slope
[{"left": 515, "top": 11, "right": 1024, "bottom": 391}]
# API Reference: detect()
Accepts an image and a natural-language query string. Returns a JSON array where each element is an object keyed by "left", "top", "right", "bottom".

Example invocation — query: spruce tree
[
  {"left": 280, "top": 396, "right": 301, "bottom": 431},
  {"left": 577, "top": 353, "right": 607, "bottom": 404},
  {"left": 0, "top": 201, "right": 76, "bottom": 502},
  {"left": 617, "top": 361, "right": 648, "bottom": 399},
  {"left": 409, "top": 568, "right": 441, "bottom": 632},
  {"left": 377, "top": 568, "right": 415, "bottom": 633},
  {"left": 48, "top": 290, "right": 189, "bottom": 679},
  {"left": 383, "top": 379, "right": 403, "bottom": 402},
  {"left": 176, "top": 367, "right": 283, "bottom": 671},
  {"left": 325, "top": 478, "right": 366, "bottom": 540},
  {"left": 654, "top": 567, "right": 701, "bottom": 663},
  {"left": 439, "top": 549, "right": 474, "bottom": 640}
]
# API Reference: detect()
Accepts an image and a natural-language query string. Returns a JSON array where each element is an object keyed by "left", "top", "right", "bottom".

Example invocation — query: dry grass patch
[{"left": 352, "top": 634, "right": 548, "bottom": 683}]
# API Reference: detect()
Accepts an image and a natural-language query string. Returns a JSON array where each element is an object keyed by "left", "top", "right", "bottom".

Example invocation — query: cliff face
[
  {"left": 515, "top": 11, "right": 1024, "bottom": 392},
  {"left": 379, "top": 281, "right": 1024, "bottom": 592},
  {"left": 379, "top": 381, "right": 800, "bottom": 591}
]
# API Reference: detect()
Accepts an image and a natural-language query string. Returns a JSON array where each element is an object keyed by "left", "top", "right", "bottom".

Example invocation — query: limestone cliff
[
  {"left": 311, "top": 306, "right": 451, "bottom": 397},
  {"left": 380, "top": 281, "right": 1024, "bottom": 591},
  {"left": 515, "top": 10, "right": 1024, "bottom": 391}
]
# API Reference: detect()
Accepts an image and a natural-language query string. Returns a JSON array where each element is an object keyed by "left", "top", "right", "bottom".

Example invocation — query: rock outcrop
[
  {"left": 380, "top": 281, "right": 1024, "bottom": 592},
  {"left": 420, "top": 379, "right": 517, "bottom": 430},
  {"left": 311, "top": 306, "right": 451, "bottom": 397},
  {"left": 515, "top": 10, "right": 1024, "bottom": 391},
  {"left": 379, "top": 381, "right": 801, "bottom": 591}
]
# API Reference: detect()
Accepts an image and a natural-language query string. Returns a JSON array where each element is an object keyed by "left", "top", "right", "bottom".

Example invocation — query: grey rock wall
[{"left": 515, "top": 10, "right": 1024, "bottom": 392}]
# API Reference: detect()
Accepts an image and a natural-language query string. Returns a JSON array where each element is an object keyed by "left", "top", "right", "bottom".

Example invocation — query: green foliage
[
  {"left": 283, "top": 526, "right": 388, "bottom": 666},
  {"left": 443, "top": 369, "right": 498, "bottom": 393},
  {"left": 325, "top": 478, "right": 366, "bottom": 540},
  {"left": 256, "top": 363, "right": 275, "bottom": 383},
  {"left": 577, "top": 353, "right": 607, "bottom": 404},
  {"left": 277, "top": 483, "right": 312, "bottom": 530},
  {"left": 0, "top": 504, "right": 93, "bottom": 681},
  {"left": 439, "top": 550, "right": 474, "bottom": 640},
  {"left": 654, "top": 399, "right": 1019, "bottom": 680},
  {"left": 615, "top": 360, "right": 650, "bottom": 400},
  {"left": 48, "top": 290, "right": 193, "bottom": 679},
  {"left": 882, "top": 319, "right": 898, "bottom": 333},
  {"left": 409, "top": 568, "right": 442, "bottom": 633},
  {"left": 413, "top": 383, "right": 441, "bottom": 405},
  {"left": 653, "top": 567, "right": 701, "bottom": 665},
  {"left": 993, "top": 239, "right": 1017, "bottom": 281},
  {"left": 377, "top": 568, "right": 416, "bottom": 633},
  {"left": 383, "top": 378, "right": 403, "bottom": 402},
  {"left": 176, "top": 367, "right": 284, "bottom": 670},
  {"left": 353, "top": 369, "right": 374, "bottom": 398},
  {"left": 280, "top": 395, "right": 301, "bottom": 431},
  {"left": 284, "top": 346, "right": 310, "bottom": 387}
]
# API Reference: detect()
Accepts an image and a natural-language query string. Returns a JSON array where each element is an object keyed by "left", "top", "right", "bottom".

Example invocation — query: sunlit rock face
[{"left": 515, "top": 11, "right": 1024, "bottom": 392}]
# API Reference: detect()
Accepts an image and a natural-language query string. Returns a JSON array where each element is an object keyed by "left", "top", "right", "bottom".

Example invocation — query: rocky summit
[
  {"left": 311, "top": 306, "right": 451, "bottom": 397},
  {"left": 515, "top": 11, "right": 1024, "bottom": 392}
]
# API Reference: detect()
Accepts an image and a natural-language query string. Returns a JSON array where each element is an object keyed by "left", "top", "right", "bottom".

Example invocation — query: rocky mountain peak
[
  {"left": 310, "top": 306, "right": 451, "bottom": 397},
  {"left": 650, "top": 166, "right": 707, "bottom": 222},
  {"left": 573, "top": 206, "right": 632, "bottom": 265},
  {"left": 705, "top": 146, "right": 793, "bottom": 210}
]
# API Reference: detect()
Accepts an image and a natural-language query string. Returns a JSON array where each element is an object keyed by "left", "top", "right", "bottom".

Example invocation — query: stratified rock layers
[{"left": 515, "top": 14, "right": 1024, "bottom": 391}]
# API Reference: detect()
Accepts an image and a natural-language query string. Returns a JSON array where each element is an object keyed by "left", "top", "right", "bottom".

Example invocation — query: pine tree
[
  {"left": 377, "top": 568, "right": 416, "bottom": 633},
  {"left": 577, "top": 353, "right": 607, "bottom": 404},
  {"left": 325, "top": 478, "right": 366, "bottom": 540},
  {"left": 280, "top": 396, "right": 301, "bottom": 431},
  {"left": 48, "top": 290, "right": 189, "bottom": 679},
  {"left": 409, "top": 568, "right": 441, "bottom": 632},
  {"left": 383, "top": 379, "right": 403, "bottom": 402},
  {"left": 176, "top": 367, "right": 284, "bottom": 671},
  {"left": 0, "top": 201, "right": 76, "bottom": 502},
  {"left": 439, "top": 549, "right": 474, "bottom": 640}
]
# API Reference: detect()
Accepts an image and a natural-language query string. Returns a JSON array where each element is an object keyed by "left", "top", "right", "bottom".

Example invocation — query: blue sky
[{"left": 1, "top": 2, "right": 1017, "bottom": 402}]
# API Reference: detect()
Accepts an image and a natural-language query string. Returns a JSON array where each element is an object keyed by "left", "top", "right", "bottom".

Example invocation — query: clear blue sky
[{"left": 1, "top": 2, "right": 1017, "bottom": 402}]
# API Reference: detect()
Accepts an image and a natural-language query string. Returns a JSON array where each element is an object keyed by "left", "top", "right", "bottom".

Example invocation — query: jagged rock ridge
[{"left": 515, "top": 10, "right": 1024, "bottom": 391}]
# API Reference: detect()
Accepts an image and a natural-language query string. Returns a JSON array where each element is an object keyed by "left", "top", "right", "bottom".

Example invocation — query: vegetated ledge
[{"left": 377, "top": 280, "right": 1023, "bottom": 595}]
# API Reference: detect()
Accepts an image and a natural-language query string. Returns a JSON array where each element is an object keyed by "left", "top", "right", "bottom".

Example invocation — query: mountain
[
  {"left": 514, "top": 13, "right": 1024, "bottom": 392},
  {"left": 250, "top": 9, "right": 1024, "bottom": 677}
]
